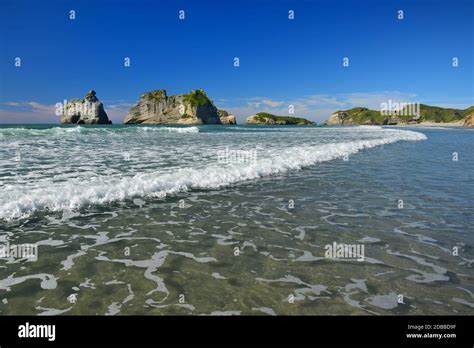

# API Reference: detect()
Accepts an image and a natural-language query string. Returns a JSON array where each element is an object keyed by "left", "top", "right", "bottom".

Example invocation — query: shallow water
[{"left": 0, "top": 124, "right": 473, "bottom": 315}]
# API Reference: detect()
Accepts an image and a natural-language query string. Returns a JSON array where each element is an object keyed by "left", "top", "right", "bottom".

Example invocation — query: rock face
[
  {"left": 245, "top": 112, "right": 314, "bottom": 125},
  {"left": 217, "top": 109, "right": 237, "bottom": 125},
  {"left": 324, "top": 111, "right": 354, "bottom": 125},
  {"left": 60, "top": 90, "right": 112, "bottom": 124},
  {"left": 325, "top": 105, "right": 474, "bottom": 126},
  {"left": 324, "top": 108, "right": 383, "bottom": 125},
  {"left": 464, "top": 112, "right": 474, "bottom": 127},
  {"left": 123, "top": 89, "right": 236, "bottom": 125},
  {"left": 383, "top": 116, "right": 401, "bottom": 125}
]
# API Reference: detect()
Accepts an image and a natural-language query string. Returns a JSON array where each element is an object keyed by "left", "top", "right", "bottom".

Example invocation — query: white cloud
[
  {"left": 261, "top": 98, "right": 285, "bottom": 108},
  {"left": 0, "top": 101, "right": 57, "bottom": 123},
  {"left": 341, "top": 92, "right": 418, "bottom": 110},
  {"left": 0, "top": 100, "right": 131, "bottom": 124}
]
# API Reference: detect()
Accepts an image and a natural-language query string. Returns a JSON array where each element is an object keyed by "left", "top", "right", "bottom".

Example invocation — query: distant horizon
[
  {"left": 1, "top": 0, "right": 472, "bottom": 124},
  {"left": 0, "top": 93, "right": 472, "bottom": 125}
]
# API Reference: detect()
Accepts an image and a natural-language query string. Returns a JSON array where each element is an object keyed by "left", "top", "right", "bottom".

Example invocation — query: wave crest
[
  {"left": 0, "top": 125, "right": 199, "bottom": 136},
  {"left": 0, "top": 128, "right": 426, "bottom": 221}
]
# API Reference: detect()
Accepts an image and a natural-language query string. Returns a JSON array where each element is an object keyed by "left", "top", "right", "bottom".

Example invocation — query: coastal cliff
[
  {"left": 463, "top": 108, "right": 474, "bottom": 127},
  {"left": 324, "top": 108, "right": 377, "bottom": 126},
  {"left": 245, "top": 112, "right": 314, "bottom": 125},
  {"left": 324, "top": 104, "right": 474, "bottom": 127},
  {"left": 60, "top": 90, "right": 112, "bottom": 124},
  {"left": 123, "top": 89, "right": 236, "bottom": 125},
  {"left": 217, "top": 109, "right": 238, "bottom": 125}
]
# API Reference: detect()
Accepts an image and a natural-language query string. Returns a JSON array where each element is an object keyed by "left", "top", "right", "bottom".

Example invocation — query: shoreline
[{"left": 391, "top": 121, "right": 465, "bottom": 128}]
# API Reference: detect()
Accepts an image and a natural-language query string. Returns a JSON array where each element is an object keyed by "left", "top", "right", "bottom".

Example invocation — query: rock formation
[
  {"left": 217, "top": 109, "right": 237, "bottom": 125},
  {"left": 60, "top": 90, "right": 112, "bottom": 124},
  {"left": 324, "top": 105, "right": 474, "bottom": 126},
  {"left": 383, "top": 116, "right": 401, "bottom": 125},
  {"left": 464, "top": 111, "right": 474, "bottom": 127},
  {"left": 324, "top": 108, "right": 383, "bottom": 125},
  {"left": 324, "top": 110, "right": 354, "bottom": 125},
  {"left": 245, "top": 112, "right": 314, "bottom": 125},
  {"left": 123, "top": 89, "right": 236, "bottom": 125}
]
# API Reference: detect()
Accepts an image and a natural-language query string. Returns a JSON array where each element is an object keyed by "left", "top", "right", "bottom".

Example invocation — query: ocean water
[{"left": 0, "top": 124, "right": 473, "bottom": 315}]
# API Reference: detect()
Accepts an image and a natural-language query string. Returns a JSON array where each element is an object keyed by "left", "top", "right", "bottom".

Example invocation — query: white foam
[
  {"left": 62, "top": 126, "right": 83, "bottom": 133},
  {"left": 0, "top": 125, "right": 199, "bottom": 136},
  {"left": 357, "top": 125, "right": 383, "bottom": 130},
  {"left": 366, "top": 292, "right": 399, "bottom": 310},
  {"left": 0, "top": 128, "right": 426, "bottom": 220},
  {"left": 137, "top": 126, "right": 199, "bottom": 133},
  {"left": 0, "top": 273, "right": 57, "bottom": 290}
]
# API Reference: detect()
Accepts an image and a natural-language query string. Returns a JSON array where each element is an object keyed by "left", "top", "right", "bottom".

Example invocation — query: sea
[{"left": 0, "top": 124, "right": 472, "bottom": 315}]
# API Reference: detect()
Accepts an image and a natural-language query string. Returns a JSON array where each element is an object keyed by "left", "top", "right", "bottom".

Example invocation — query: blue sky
[{"left": 0, "top": 0, "right": 472, "bottom": 123}]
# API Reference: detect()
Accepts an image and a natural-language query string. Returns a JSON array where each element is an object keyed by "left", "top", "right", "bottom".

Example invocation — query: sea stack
[
  {"left": 123, "top": 89, "right": 236, "bottom": 125},
  {"left": 60, "top": 90, "right": 112, "bottom": 124},
  {"left": 245, "top": 112, "right": 314, "bottom": 125}
]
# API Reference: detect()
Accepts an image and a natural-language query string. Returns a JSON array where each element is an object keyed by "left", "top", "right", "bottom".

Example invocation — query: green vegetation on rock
[
  {"left": 124, "top": 88, "right": 235, "bottom": 125},
  {"left": 343, "top": 108, "right": 384, "bottom": 124},
  {"left": 183, "top": 89, "right": 212, "bottom": 107},
  {"left": 144, "top": 89, "right": 167, "bottom": 102},
  {"left": 251, "top": 112, "right": 314, "bottom": 125},
  {"left": 414, "top": 104, "right": 467, "bottom": 123},
  {"left": 326, "top": 104, "right": 474, "bottom": 125}
]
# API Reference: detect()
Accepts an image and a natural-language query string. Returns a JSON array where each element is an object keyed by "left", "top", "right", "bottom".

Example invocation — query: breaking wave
[
  {"left": 137, "top": 126, "right": 199, "bottom": 133},
  {"left": 0, "top": 125, "right": 199, "bottom": 136},
  {"left": 0, "top": 128, "right": 426, "bottom": 221}
]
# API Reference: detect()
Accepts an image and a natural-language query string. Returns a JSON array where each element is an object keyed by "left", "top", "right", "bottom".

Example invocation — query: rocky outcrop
[
  {"left": 123, "top": 89, "right": 236, "bottom": 125},
  {"left": 60, "top": 90, "right": 112, "bottom": 124},
  {"left": 324, "top": 111, "right": 354, "bottom": 125},
  {"left": 217, "top": 109, "right": 237, "bottom": 125},
  {"left": 325, "top": 105, "right": 474, "bottom": 126},
  {"left": 464, "top": 112, "right": 474, "bottom": 127},
  {"left": 245, "top": 112, "right": 314, "bottom": 125},
  {"left": 324, "top": 108, "right": 384, "bottom": 125},
  {"left": 383, "top": 116, "right": 401, "bottom": 125}
]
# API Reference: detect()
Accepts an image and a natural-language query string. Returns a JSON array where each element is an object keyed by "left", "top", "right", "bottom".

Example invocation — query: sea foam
[
  {"left": 0, "top": 125, "right": 199, "bottom": 136},
  {"left": 0, "top": 128, "right": 426, "bottom": 220}
]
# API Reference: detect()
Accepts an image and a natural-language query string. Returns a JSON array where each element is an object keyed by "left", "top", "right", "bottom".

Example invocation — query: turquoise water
[{"left": 0, "top": 124, "right": 473, "bottom": 315}]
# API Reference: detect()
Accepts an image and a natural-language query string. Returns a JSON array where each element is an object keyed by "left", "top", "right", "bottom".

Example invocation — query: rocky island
[
  {"left": 123, "top": 89, "right": 236, "bottom": 125},
  {"left": 245, "top": 112, "right": 315, "bottom": 125},
  {"left": 60, "top": 90, "right": 112, "bottom": 124},
  {"left": 324, "top": 104, "right": 474, "bottom": 127}
]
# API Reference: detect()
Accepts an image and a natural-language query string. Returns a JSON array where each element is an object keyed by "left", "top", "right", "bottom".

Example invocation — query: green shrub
[{"left": 183, "top": 90, "right": 211, "bottom": 107}]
